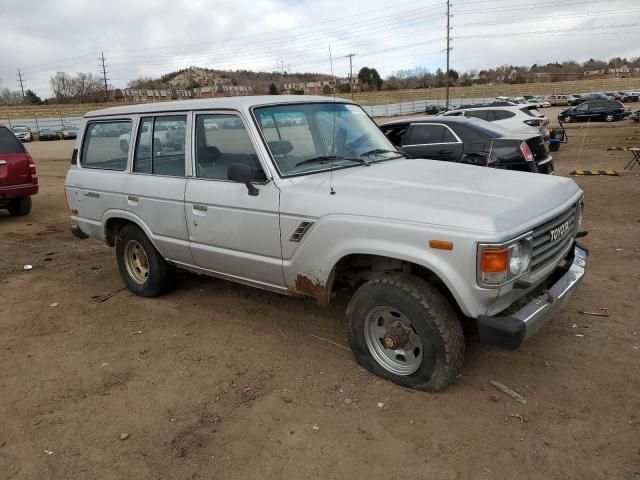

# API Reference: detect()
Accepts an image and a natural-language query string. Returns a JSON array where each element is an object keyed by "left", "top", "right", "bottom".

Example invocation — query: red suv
[{"left": 0, "top": 125, "right": 38, "bottom": 216}]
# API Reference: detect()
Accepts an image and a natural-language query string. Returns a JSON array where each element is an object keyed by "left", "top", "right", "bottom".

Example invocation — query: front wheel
[
  {"left": 346, "top": 274, "right": 464, "bottom": 392},
  {"left": 563, "top": 115, "right": 573, "bottom": 123},
  {"left": 115, "top": 224, "right": 174, "bottom": 297}
]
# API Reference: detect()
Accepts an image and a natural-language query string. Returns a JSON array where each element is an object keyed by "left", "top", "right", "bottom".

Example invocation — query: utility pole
[
  {"left": 344, "top": 53, "right": 356, "bottom": 100},
  {"left": 445, "top": 0, "right": 452, "bottom": 109},
  {"left": 17, "top": 69, "right": 25, "bottom": 100},
  {"left": 99, "top": 51, "right": 109, "bottom": 102}
]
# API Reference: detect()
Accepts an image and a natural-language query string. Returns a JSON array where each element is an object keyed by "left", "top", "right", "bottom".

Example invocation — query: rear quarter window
[
  {"left": 81, "top": 121, "right": 132, "bottom": 171},
  {"left": 0, "top": 128, "right": 25, "bottom": 153}
]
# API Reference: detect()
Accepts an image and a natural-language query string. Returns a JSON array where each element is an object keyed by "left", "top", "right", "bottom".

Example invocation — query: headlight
[{"left": 478, "top": 237, "right": 532, "bottom": 288}]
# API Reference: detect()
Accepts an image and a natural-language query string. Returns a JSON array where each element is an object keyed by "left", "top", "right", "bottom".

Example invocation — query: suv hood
[{"left": 284, "top": 159, "right": 581, "bottom": 234}]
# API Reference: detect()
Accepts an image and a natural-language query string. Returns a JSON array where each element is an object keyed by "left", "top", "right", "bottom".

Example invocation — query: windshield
[
  {"left": 13, "top": 127, "right": 27, "bottom": 132},
  {"left": 253, "top": 102, "right": 399, "bottom": 176}
]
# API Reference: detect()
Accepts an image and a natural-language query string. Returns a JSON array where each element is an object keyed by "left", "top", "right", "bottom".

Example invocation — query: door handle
[
  {"left": 193, "top": 204, "right": 207, "bottom": 212},
  {"left": 127, "top": 195, "right": 138, "bottom": 202}
]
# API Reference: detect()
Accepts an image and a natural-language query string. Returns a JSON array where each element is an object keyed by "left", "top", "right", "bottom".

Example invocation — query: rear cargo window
[
  {"left": 0, "top": 127, "right": 25, "bottom": 153},
  {"left": 81, "top": 121, "right": 131, "bottom": 171}
]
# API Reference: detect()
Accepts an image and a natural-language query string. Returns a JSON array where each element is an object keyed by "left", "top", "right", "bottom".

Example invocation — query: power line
[
  {"left": 99, "top": 51, "right": 109, "bottom": 101},
  {"left": 344, "top": 53, "right": 356, "bottom": 100},
  {"left": 445, "top": 0, "right": 452, "bottom": 109},
  {"left": 17, "top": 69, "right": 26, "bottom": 99}
]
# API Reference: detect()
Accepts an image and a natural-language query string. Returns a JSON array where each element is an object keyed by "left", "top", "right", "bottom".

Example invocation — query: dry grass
[{"left": 337, "top": 78, "right": 640, "bottom": 105}]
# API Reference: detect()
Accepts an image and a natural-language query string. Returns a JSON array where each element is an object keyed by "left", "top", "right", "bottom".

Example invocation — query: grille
[
  {"left": 530, "top": 205, "right": 576, "bottom": 272},
  {"left": 289, "top": 221, "right": 314, "bottom": 242}
]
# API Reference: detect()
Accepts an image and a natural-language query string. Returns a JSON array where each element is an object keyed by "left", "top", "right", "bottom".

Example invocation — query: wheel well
[
  {"left": 332, "top": 254, "right": 455, "bottom": 303},
  {"left": 105, "top": 217, "right": 135, "bottom": 246}
]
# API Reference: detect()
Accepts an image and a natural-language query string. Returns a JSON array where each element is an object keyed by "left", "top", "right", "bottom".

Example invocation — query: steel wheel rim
[
  {"left": 124, "top": 240, "right": 150, "bottom": 284},
  {"left": 364, "top": 305, "right": 423, "bottom": 376}
]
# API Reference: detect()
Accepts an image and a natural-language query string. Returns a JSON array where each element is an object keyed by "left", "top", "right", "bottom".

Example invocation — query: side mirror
[{"left": 228, "top": 163, "right": 259, "bottom": 196}]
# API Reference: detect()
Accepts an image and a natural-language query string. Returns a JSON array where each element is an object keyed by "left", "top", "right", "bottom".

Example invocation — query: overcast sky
[{"left": 1, "top": 0, "right": 639, "bottom": 97}]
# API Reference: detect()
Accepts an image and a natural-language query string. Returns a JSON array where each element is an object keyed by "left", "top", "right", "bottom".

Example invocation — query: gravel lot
[{"left": 1, "top": 114, "right": 639, "bottom": 479}]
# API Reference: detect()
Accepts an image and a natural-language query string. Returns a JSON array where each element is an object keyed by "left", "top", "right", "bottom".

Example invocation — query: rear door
[
  {"left": 124, "top": 113, "right": 192, "bottom": 264},
  {"left": 0, "top": 127, "right": 30, "bottom": 187},
  {"left": 401, "top": 123, "right": 463, "bottom": 161}
]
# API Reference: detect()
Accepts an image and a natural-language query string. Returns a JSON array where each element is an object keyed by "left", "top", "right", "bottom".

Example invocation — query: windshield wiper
[
  {"left": 294, "top": 155, "right": 370, "bottom": 168},
  {"left": 360, "top": 148, "right": 407, "bottom": 159}
]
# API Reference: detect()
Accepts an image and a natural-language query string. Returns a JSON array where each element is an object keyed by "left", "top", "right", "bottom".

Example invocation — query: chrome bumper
[{"left": 477, "top": 243, "right": 588, "bottom": 349}]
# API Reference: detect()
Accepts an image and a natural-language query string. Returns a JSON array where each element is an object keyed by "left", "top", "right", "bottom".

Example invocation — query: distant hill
[{"left": 128, "top": 66, "right": 333, "bottom": 92}]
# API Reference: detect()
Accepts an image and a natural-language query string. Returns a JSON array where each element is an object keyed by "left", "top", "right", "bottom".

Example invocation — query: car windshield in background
[
  {"left": 13, "top": 127, "right": 27, "bottom": 133},
  {"left": 254, "top": 102, "right": 400, "bottom": 176}
]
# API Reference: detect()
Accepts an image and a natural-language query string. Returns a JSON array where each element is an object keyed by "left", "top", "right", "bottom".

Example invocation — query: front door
[
  {"left": 184, "top": 112, "right": 284, "bottom": 290},
  {"left": 123, "top": 114, "right": 192, "bottom": 264}
]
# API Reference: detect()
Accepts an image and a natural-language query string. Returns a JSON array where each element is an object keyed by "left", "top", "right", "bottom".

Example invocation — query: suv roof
[{"left": 85, "top": 95, "right": 348, "bottom": 118}]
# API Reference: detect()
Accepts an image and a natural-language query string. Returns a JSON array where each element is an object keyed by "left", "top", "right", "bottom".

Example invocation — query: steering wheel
[{"left": 345, "top": 133, "right": 371, "bottom": 153}]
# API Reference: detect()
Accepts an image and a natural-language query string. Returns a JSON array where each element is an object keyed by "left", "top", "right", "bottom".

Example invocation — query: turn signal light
[
  {"left": 429, "top": 240, "right": 453, "bottom": 250},
  {"left": 481, "top": 248, "right": 508, "bottom": 273}
]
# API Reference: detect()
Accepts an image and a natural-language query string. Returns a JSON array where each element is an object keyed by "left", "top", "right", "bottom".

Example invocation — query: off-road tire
[
  {"left": 115, "top": 224, "right": 174, "bottom": 297},
  {"left": 346, "top": 274, "right": 464, "bottom": 392},
  {"left": 7, "top": 197, "right": 32, "bottom": 216},
  {"left": 548, "top": 142, "right": 560, "bottom": 152}
]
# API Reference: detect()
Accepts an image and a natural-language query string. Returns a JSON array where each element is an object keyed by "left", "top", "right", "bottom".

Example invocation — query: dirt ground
[{"left": 1, "top": 113, "right": 639, "bottom": 480}]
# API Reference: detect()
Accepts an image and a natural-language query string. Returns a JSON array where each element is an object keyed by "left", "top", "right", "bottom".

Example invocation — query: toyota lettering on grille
[{"left": 549, "top": 220, "right": 570, "bottom": 241}]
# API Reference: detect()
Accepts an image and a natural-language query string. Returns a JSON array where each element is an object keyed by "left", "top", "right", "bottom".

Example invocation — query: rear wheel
[
  {"left": 346, "top": 274, "right": 464, "bottom": 392},
  {"left": 115, "top": 224, "right": 174, "bottom": 297},
  {"left": 7, "top": 197, "right": 32, "bottom": 216},
  {"left": 605, "top": 113, "right": 615, "bottom": 122},
  {"left": 548, "top": 142, "right": 560, "bottom": 152}
]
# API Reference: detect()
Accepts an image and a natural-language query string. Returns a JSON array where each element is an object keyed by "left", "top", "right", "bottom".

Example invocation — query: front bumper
[{"left": 476, "top": 243, "right": 588, "bottom": 349}]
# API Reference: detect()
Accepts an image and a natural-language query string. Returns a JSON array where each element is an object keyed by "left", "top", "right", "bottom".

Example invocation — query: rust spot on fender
[{"left": 290, "top": 274, "right": 332, "bottom": 305}]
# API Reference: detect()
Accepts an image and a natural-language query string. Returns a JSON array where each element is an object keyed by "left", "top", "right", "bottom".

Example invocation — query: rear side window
[
  {"left": 81, "top": 121, "right": 131, "bottom": 170},
  {"left": 133, "top": 115, "right": 186, "bottom": 177},
  {"left": 406, "top": 124, "right": 457, "bottom": 145},
  {"left": 0, "top": 128, "right": 25, "bottom": 153},
  {"left": 493, "top": 110, "right": 516, "bottom": 120},
  {"left": 465, "top": 110, "right": 491, "bottom": 121}
]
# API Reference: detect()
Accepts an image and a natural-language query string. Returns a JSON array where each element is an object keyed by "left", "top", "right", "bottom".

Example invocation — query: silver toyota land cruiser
[{"left": 65, "top": 96, "right": 587, "bottom": 391}]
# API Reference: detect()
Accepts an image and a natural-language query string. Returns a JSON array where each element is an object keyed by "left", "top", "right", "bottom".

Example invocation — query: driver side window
[{"left": 194, "top": 114, "right": 266, "bottom": 182}]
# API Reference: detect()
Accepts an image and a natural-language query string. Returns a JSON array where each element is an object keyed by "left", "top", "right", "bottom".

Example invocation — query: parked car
[
  {"left": 526, "top": 98, "right": 550, "bottom": 108},
  {"left": 12, "top": 126, "right": 32, "bottom": 142},
  {"left": 0, "top": 124, "right": 38, "bottom": 216},
  {"left": 567, "top": 94, "right": 586, "bottom": 106},
  {"left": 604, "top": 92, "right": 628, "bottom": 103},
  {"left": 439, "top": 104, "right": 550, "bottom": 138},
  {"left": 622, "top": 91, "right": 639, "bottom": 102},
  {"left": 425, "top": 104, "right": 446, "bottom": 115},
  {"left": 548, "top": 95, "right": 572, "bottom": 106},
  {"left": 118, "top": 122, "right": 179, "bottom": 153},
  {"left": 631, "top": 110, "right": 639, "bottom": 122},
  {"left": 61, "top": 125, "right": 78, "bottom": 140},
  {"left": 587, "top": 92, "right": 611, "bottom": 101},
  {"left": 379, "top": 116, "right": 554, "bottom": 174},
  {"left": 506, "top": 97, "right": 527, "bottom": 105},
  {"left": 558, "top": 99, "right": 627, "bottom": 123},
  {"left": 65, "top": 96, "right": 587, "bottom": 392},
  {"left": 38, "top": 128, "right": 61, "bottom": 140}
]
